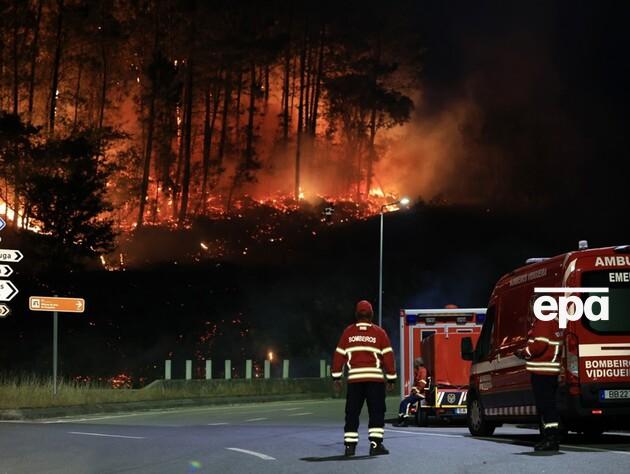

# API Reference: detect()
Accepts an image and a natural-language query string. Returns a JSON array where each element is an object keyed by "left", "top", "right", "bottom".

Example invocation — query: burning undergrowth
[{"left": 105, "top": 193, "right": 408, "bottom": 269}]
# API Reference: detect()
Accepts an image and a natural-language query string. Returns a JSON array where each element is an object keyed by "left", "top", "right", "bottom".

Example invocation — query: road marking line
[
  {"left": 244, "top": 417, "right": 268, "bottom": 422},
  {"left": 68, "top": 431, "right": 145, "bottom": 440},
  {"left": 282, "top": 408, "right": 302, "bottom": 411},
  {"left": 36, "top": 399, "right": 338, "bottom": 423},
  {"left": 288, "top": 412, "right": 313, "bottom": 417},
  {"left": 225, "top": 448, "right": 275, "bottom": 460},
  {"left": 385, "top": 428, "right": 463, "bottom": 438},
  {"left": 560, "top": 444, "right": 630, "bottom": 456},
  {"left": 207, "top": 422, "right": 229, "bottom": 426}
]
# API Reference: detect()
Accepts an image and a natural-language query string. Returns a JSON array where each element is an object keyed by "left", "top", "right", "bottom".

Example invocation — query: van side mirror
[{"left": 461, "top": 337, "right": 474, "bottom": 361}]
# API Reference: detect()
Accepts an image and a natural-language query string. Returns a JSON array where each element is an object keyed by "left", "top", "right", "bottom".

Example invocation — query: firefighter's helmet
[
  {"left": 355, "top": 300, "right": 374, "bottom": 319},
  {"left": 414, "top": 357, "right": 424, "bottom": 368}
]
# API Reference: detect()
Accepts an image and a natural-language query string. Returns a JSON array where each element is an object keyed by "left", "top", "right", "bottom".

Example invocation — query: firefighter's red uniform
[
  {"left": 522, "top": 317, "right": 562, "bottom": 450},
  {"left": 332, "top": 317, "right": 396, "bottom": 452}
]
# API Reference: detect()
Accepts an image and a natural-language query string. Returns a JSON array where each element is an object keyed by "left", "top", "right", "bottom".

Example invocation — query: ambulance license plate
[
  {"left": 600, "top": 389, "right": 630, "bottom": 400},
  {"left": 455, "top": 408, "right": 467, "bottom": 414}
]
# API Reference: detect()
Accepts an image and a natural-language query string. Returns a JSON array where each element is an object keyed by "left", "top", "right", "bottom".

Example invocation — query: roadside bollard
[
  {"left": 186, "top": 360, "right": 192, "bottom": 380},
  {"left": 246, "top": 360, "right": 252, "bottom": 379},
  {"left": 320, "top": 359, "right": 326, "bottom": 378},
  {"left": 205, "top": 360, "right": 212, "bottom": 380},
  {"left": 225, "top": 360, "right": 232, "bottom": 380},
  {"left": 264, "top": 360, "right": 270, "bottom": 379},
  {"left": 165, "top": 360, "right": 172, "bottom": 380},
  {"left": 282, "top": 360, "right": 290, "bottom": 379}
]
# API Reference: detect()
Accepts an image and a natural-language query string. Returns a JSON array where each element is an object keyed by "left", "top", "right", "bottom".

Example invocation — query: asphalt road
[{"left": 1, "top": 397, "right": 629, "bottom": 474}]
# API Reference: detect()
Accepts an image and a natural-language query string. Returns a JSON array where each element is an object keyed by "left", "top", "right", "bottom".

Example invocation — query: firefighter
[
  {"left": 516, "top": 315, "right": 562, "bottom": 452},
  {"left": 394, "top": 357, "right": 427, "bottom": 427},
  {"left": 332, "top": 300, "right": 397, "bottom": 457}
]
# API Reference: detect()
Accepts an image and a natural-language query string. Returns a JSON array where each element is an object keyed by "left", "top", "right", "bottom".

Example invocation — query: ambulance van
[{"left": 461, "top": 244, "right": 630, "bottom": 437}]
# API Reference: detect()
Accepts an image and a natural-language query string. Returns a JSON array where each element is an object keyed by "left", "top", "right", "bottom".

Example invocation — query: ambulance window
[
  {"left": 475, "top": 305, "right": 496, "bottom": 360},
  {"left": 582, "top": 271, "right": 630, "bottom": 334},
  {"left": 457, "top": 329, "right": 473, "bottom": 333},
  {"left": 421, "top": 330, "right": 436, "bottom": 340}
]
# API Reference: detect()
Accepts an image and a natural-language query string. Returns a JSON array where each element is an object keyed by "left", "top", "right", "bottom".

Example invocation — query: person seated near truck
[{"left": 394, "top": 357, "right": 427, "bottom": 427}]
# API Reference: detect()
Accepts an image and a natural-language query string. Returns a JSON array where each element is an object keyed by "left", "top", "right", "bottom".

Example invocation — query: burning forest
[{"left": 0, "top": 0, "right": 423, "bottom": 259}]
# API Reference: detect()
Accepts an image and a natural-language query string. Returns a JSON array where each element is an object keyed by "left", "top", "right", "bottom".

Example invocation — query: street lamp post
[{"left": 378, "top": 197, "right": 410, "bottom": 327}]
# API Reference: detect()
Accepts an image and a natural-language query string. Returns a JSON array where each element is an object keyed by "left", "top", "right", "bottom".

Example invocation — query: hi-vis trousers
[
  {"left": 343, "top": 382, "right": 386, "bottom": 445},
  {"left": 531, "top": 373, "right": 560, "bottom": 435}
]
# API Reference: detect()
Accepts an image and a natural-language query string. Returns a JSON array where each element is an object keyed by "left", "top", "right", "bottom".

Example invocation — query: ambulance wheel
[
  {"left": 467, "top": 397, "right": 496, "bottom": 436},
  {"left": 581, "top": 427, "right": 605, "bottom": 440},
  {"left": 415, "top": 408, "right": 428, "bottom": 427}
]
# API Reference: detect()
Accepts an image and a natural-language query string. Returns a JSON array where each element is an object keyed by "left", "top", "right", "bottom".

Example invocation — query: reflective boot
[
  {"left": 344, "top": 443, "right": 356, "bottom": 457},
  {"left": 393, "top": 415, "right": 407, "bottom": 427},
  {"left": 534, "top": 431, "right": 559, "bottom": 452},
  {"left": 369, "top": 441, "right": 390, "bottom": 456}
]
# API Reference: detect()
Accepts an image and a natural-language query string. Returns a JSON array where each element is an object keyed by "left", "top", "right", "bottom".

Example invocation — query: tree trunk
[
  {"left": 12, "top": 0, "right": 20, "bottom": 115},
  {"left": 294, "top": 24, "right": 307, "bottom": 201},
  {"left": 227, "top": 62, "right": 257, "bottom": 213},
  {"left": 263, "top": 63, "right": 269, "bottom": 104},
  {"left": 137, "top": 83, "right": 156, "bottom": 229},
  {"left": 282, "top": 44, "right": 291, "bottom": 142},
  {"left": 216, "top": 70, "right": 231, "bottom": 178},
  {"left": 199, "top": 78, "right": 220, "bottom": 213},
  {"left": 49, "top": 0, "right": 65, "bottom": 133},
  {"left": 234, "top": 67, "right": 243, "bottom": 151},
  {"left": 178, "top": 58, "right": 194, "bottom": 225},
  {"left": 98, "top": 43, "right": 107, "bottom": 129},
  {"left": 27, "top": 0, "right": 43, "bottom": 122},
  {"left": 310, "top": 26, "right": 325, "bottom": 135},
  {"left": 365, "top": 37, "right": 381, "bottom": 197},
  {"left": 73, "top": 58, "right": 83, "bottom": 129}
]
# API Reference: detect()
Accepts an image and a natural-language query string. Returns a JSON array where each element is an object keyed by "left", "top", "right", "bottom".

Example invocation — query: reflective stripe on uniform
[
  {"left": 348, "top": 373, "right": 384, "bottom": 380},
  {"left": 526, "top": 361, "right": 561, "bottom": 367},
  {"left": 346, "top": 346, "right": 382, "bottom": 354},
  {"left": 368, "top": 428, "right": 384, "bottom": 439},
  {"left": 531, "top": 337, "right": 560, "bottom": 344},
  {"left": 526, "top": 366, "right": 560, "bottom": 373},
  {"left": 385, "top": 374, "right": 397, "bottom": 380},
  {"left": 348, "top": 367, "right": 383, "bottom": 374},
  {"left": 336, "top": 347, "right": 346, "bottom": 355},
  {"left": 331, "top": 372, "right": 343, "bottom": 378},
  {"left": 381, "top": 347, "right": 393, "bottom": 354},
  {"left": 543, "top": 422, "right": 559, "bottom": 429}
]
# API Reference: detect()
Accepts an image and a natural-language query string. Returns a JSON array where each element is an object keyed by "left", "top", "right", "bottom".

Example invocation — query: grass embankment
[{"left": 0, "top": 377, "right": 332, "bottom": 410}]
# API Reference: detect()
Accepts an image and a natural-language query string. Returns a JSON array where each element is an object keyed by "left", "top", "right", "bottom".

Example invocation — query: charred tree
[
  {"left": 27, "top": 0, "right": 43, "bottom": 122},
  {"left": 178, "top": 58, "right": 194, "bottom": 226},
  {"left": 48, "top": 0, "right": 65, "bottom": 133}
]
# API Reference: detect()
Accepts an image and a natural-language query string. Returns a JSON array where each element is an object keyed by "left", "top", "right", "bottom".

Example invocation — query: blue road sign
[{"left": 0, "top": 217, "right": 5, "bottom": 231}]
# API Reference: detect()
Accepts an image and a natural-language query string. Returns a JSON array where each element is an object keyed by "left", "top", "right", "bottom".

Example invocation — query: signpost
[
  {"left": 29, "top": 296, "right": 86, "bottom": 395},
  {"left": 0, "top": 280, "right": 19, "bottom": 301},
  {"left": 0, "top": 220, "right": 19, "bottom": 318},
  {"left": 0, "top": 249, "right": 23, "bottom": 263},
  {"left": 0, "top": 265, "right": 13, "bottom": 277}
]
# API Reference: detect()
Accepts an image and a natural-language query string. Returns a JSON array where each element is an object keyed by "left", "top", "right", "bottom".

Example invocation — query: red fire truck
[
  {"left": 400, "top": 308, "right": 485, "bottom": 424},
  {"left": 462, "top": 244, "right": 630, "bottom": 436}
]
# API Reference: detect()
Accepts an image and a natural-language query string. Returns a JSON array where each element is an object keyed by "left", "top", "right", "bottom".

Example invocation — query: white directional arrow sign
[
  {"left": 0, "top": 217, "right": 5, "bottom": 231},
  {"left": 0, "top": 304, "right": 9, "bottom": 318},
  {"left": 0, "top": 280, "right": 18, "bottom": 301},
  {"left": 0, "top": 249, "right": 23, "bottom": 263},
  {"left": 0, "top": 265, "right": 13, "bottom": 277}
]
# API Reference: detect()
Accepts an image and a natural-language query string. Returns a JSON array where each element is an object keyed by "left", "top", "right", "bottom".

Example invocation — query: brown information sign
[{"left": 29, "top": 296, "right": 86, "bottom": 313}]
